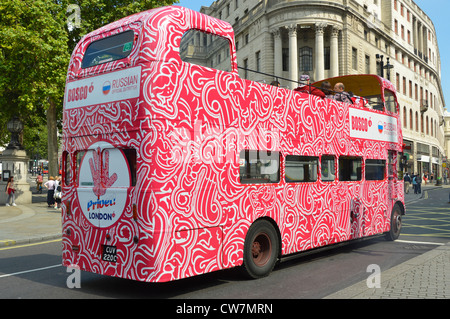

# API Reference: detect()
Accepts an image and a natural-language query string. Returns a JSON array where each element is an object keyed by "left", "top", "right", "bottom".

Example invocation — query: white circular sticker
[{"left": 77, "top": 142, "right": 130, "bottom": 228}]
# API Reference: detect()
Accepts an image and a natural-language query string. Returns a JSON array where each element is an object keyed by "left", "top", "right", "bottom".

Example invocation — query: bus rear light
[{"left": 132, "top": 204, "right": 138, "bottom": 221}]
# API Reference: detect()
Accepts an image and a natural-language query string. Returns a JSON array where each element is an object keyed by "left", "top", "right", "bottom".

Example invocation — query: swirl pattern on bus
[{"left": 62, "top": 6, "right": 403, "bottom": 282}]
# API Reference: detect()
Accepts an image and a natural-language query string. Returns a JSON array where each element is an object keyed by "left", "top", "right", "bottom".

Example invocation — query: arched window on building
[
  {"left": 421, "top": 113, "right": 424, "bottom": 133},
  {"left": 430, "top": 119, "right": 433, "bottom": 137},
  {"left": 409, "top": 109, "right": 413, "bottom": 130},
  {"left": 299, "top": 46, "right": 313, "bottom": 72},
  {"left": 403, "top": 106, "right": 407, "bottom": 128},
  {"left": 415, "top": 111, "right": 419, "bottom": 132}
]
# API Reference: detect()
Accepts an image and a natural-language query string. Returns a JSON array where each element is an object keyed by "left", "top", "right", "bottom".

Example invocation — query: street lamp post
[
  {"left": 376, "top": 54, "right": 384, "bottom": 78},
  {"left": 6, "top": 116, "right": 24, "bottom": 150},
  {"left": 384, "top": 57, "right": 394, "bottom": 81},
  {"left": 376, "top": 54, "right": 394, "bottom": 81}
]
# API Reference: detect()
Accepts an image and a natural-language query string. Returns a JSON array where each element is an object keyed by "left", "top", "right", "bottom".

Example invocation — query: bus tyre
[
  {"left": 385, "top": 204, "right": 402, "bottom": 241},
  {"left": 242, "top": 220, "right": 279, "bottom": 279}
]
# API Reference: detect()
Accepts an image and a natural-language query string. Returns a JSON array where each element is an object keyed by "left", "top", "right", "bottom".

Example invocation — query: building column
[
  {"left": 413, "top": 141, "right": 418, "bottom": 175},
  {"left": 288, "top": 25, "right": 298, "bottom": 89},
  {"left": 330, "top": 26, "right": 340, "bottom": 77},
  {"left": 422, "top": 26, "right": 428, "bottom": 59},
  {"left": 418, "top": 22, "right": 423, "bottom": 56},
  {"left": 412, "top": 17, "right": 418, "bottom": 53},
  {"left": 315, "top": 23, "right": 325, "bottom": 81},
  {"left": 272, "top": 28, "right": 283, "bottom": 81}
]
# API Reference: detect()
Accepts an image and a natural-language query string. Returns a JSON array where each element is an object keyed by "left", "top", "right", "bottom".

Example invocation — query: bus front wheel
[
  {"left": 242, "top": 220, "right": 279, "bottom": 279},
  {"left": 385, "top": 204, "right": 402, "bottom": 241}
]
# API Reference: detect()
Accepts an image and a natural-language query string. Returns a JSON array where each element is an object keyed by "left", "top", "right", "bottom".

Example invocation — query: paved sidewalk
[
  {"left": 323, "top": 184, "right": 450, "bottom": 299},
  {"left": 0, "top": 193, "right": 62, "bottom": 247},
  {"left": 324, "top": 242, "right": 450, "bottom": 299}
]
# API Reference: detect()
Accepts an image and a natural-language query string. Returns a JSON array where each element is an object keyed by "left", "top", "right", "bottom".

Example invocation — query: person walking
[
  {"left": 5, "top": 176, "right": 17, "bottom": 207},
  {"left": 404, "top": 173, "right": 411, "bottom": 194},
  {"left": 44, "top": 176, "right": 56, "bottom": 208},
  {"left": 36, "top": 173, "right": 43, "bottom": 194},
  {"left": 417, "top": 173, "right": 422, "bottom": 194},
  {"left": 412, "top": 174, "right": 418, "bottom": 194},
  {"left": 54, "top": 176, "right": 62, "bottom": 209}
]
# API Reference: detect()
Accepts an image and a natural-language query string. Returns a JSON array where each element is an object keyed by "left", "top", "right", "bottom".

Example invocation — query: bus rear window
[{"left": 82, "top": 30, "right": 135, "bottom": 68}]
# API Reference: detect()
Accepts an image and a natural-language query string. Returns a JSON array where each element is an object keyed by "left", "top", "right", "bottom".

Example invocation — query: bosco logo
[
  {"left": 352, "top": 116, "right": 372, "bottom": 132},
  {"left": 68, "top": 82, "right": 94, "bottom": 102}
]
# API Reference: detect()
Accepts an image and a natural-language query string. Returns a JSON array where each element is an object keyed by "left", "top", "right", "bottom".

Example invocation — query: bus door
[{"left": 388, "top": 150, "right": 397, "bottom": 200}]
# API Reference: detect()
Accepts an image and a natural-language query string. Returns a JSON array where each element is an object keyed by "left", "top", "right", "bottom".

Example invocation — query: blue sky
[
  {"left": 414, "top": 0, "right": 449, "bottom": 107},
  {"left": 176, "top": 0, "right": 449, "bottom": 108}
]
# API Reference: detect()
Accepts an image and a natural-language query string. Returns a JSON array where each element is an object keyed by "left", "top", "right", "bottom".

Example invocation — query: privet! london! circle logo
[{"left": 77, "top": 142, "right": 130, "bottom": 228}]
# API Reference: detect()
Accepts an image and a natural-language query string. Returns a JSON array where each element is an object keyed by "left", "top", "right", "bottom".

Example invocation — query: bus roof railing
[{"left": 237, "top": 66, "right": 305, "bottom": 88}]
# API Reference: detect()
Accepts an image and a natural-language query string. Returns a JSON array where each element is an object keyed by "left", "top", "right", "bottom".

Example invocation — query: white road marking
[{"left": 396, "top": 239, "right": 445, "bottom": 246}]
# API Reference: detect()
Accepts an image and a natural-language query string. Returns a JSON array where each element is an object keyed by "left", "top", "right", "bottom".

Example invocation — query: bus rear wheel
[
  {"left": 385, "top": 204, "right": 402, "bottom": 241},
  {"left": 242, "top": 220, "right": 279, "bottom": 279}
]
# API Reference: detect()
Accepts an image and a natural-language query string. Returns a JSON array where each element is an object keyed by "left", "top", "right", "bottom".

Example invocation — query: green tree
[
  {"left": 0, "top": 0, "right": 178, "bottom": 177},
  {"left": 0, "top": 0, "right": 68, "bottom": 159}
]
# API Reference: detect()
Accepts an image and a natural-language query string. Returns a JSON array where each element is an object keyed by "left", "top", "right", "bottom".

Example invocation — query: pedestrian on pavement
[
  {"left": 417, "top": 174, "right": 422, "bottom": 193},
  {"left": 54, "top": 176, "right": 62, "bottom": 209},
  {"left": 5, "top": 176, "right": 17, "bottom": 207},
  {"left": 44, "top": 176, "right": 56, "bottom": 208},
  {"left": 404, "top": 173, "right": 411, "bottom": 194},
  {"left": 412, "top": 174, "right": 418, "bottom": 194},
  {"left": 36, "top": 173, "right": 43, "bottom": 194}
]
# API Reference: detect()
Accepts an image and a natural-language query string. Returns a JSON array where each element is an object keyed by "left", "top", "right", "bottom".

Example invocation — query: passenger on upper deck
[
  {"left": 294, "top": 75, "right": 325, "bottom": 99},
  {"left": 320, "top": 81, "right": 334, "bottom": 99},
  {"left": 333, "top": 82, "right": 353, "bottom": 104},
  {"left": 270, "top": 80, "right": 280, "bottom": 87}
]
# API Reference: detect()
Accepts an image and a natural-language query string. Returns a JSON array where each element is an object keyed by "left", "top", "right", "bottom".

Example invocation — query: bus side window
[
  {"left": 63, "top": 151, "right": 71, "bottom": 186},
  {"left": 180, "top": 29, "right": 232, "bottom": 72},
  {"left": 321, "top": 155, "right": 336, "bottom": 182},
  {"left": 365, "top": 159, "right": 386, "bottom": 181},
  {"left": 285, "top": 155, "right": 318, "bottom": 183},
  {"left": 239, "top": 150, "right": 280, "bottom": 184},
  {"left": 123, "top": 149, "right": 137, "bottom": 186},
  {"left": 339, "top": 156, "right": 362, "bottom": 181},
  {"left": 384, "top": 89, "right": 398, "bottom": 113},
  {"left": 75, "top": 150, "right": 86, "bottom": 186}
]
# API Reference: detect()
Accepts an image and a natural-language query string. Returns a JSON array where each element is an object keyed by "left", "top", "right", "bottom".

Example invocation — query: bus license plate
[{"left": 102, "top": 245, "right": 117, "bottom": 263}]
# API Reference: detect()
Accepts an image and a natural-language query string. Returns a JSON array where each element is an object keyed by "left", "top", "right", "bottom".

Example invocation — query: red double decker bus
[{"left": 61, "top": 6, "right": 404, "bottom": 282}]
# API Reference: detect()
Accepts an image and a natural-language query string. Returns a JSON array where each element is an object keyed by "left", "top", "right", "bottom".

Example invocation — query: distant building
[{"left": 198, "top": 0, "right": 445, "bottom": 179}]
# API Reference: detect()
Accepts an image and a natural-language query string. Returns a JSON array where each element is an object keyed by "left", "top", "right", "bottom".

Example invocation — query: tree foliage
[
  {"left": 0, "top": 0, "right": 69, "bottom": 147},
  {"left": 0, "top": 0, "right": 179, "bottom": 176}
]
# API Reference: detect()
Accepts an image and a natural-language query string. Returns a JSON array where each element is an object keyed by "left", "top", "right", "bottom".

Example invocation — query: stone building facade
[{"left": 200, "top": 0, "right": 446, "bottom": 179}]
